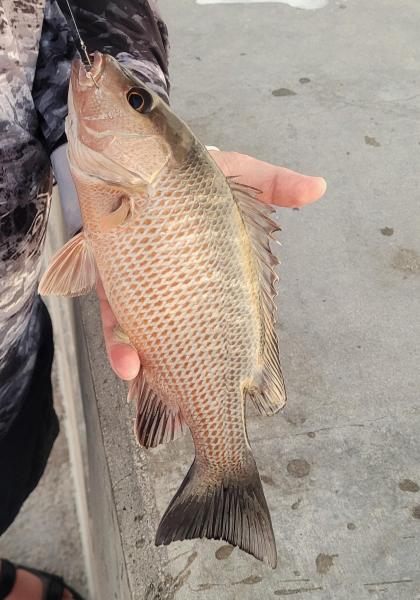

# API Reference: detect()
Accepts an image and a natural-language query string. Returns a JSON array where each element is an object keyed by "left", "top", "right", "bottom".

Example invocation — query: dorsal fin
[
  {"left": 229, "top": 178, "right": 286, "bottom": 414},
  {"left": 38, "top": 231, "right": 97, "bottom": 297},
  {"left": 128, "top": 367, "right": 187, "bottom": 448}
]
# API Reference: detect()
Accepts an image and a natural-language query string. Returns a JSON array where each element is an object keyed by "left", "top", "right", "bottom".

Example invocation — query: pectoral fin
[
  {"left": 38, "top": 231, "right": 97, "bottom": 297},
  {"left": 100, "top": 196, "right": 132, "bottom": 232}
]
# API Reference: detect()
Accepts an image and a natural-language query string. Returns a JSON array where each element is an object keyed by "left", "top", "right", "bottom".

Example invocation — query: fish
[{"left": 39, "top": 51, "right": 286, "bottom": 568}]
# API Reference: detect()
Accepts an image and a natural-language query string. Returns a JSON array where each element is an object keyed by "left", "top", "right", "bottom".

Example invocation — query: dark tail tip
[{"left": 155, "top": 457, "right": 277, "bottom": 568}]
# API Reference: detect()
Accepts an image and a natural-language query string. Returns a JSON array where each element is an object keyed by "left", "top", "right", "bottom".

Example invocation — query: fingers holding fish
[
  {"left": 209, "top": 150, "right": 327, "bottom": 208},
  {"left": 96, "top": 279, "right": 140, "bottom": 381}
]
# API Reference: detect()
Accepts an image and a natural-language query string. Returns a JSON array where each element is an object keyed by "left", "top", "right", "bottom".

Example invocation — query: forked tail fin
[{"left": 155, "top": 454, "right": 277, "bottom": 568}]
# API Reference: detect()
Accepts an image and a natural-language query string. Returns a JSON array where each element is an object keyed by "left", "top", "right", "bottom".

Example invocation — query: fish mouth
[{"left": 72, "top": 51, "right": 105, "bottom": 88}]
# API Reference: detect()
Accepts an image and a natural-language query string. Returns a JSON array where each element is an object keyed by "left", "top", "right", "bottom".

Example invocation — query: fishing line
[
  {"left": 63, "top": 0, "right": 91, "bottom": 67},
  {"left": 62, "top": 0, "right": 99, "bottom": 87}
]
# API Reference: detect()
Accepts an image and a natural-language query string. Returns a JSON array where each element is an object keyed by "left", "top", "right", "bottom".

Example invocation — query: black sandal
[{"left": 0, "top": 559, "right": 85, "bottom": 600}]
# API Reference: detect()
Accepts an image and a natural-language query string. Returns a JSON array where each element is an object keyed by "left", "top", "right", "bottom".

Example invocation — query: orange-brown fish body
[{"left": 40, "top": 52, "right": 286, "bottom": 567}]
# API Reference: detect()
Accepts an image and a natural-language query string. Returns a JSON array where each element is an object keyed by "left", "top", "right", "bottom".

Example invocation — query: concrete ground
[{"left": 150, "top": 0, "right": 420, "bottom": 598}]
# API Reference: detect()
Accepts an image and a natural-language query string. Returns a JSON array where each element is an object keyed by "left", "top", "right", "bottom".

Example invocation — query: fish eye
[{"left": 127, "top": 88, "right": 153, "bottom": 113}]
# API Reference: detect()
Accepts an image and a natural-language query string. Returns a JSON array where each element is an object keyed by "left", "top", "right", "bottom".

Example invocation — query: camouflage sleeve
[{"left": 32, "top": 0, "right": 170, "bottom": 155}]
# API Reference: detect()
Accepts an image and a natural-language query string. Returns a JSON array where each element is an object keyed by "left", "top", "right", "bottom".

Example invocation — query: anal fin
[
  {"left": 128, "top": 367, "right": 187, "bottom": 449},
  {"left": 39, "top": 231, "right": 96, "bottom": 297}
]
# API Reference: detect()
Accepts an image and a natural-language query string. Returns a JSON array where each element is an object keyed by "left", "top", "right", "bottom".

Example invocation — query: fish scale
[{"left": 39, "top": 52, "right": 285, "bottom": 567}]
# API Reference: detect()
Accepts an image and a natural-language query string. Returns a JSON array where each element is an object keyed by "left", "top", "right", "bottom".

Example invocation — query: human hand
[{"left": 99, "top": 150, "right": 326, "bottom": 380}]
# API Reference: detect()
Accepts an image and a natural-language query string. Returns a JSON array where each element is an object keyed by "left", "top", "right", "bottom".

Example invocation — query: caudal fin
[{"left": 155, "top": 455, "right": 277, "bottom": 568}]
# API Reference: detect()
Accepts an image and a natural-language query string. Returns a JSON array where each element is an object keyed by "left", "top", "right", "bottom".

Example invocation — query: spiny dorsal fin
[
  {"left": 38, "top": 231, "right": 97, "bottom": 297},
  {"left": 229, "top": 178, "right": 286, "bottom": 415},
  {"left": 128, "top": 367, "right": 187, "bottom": 449}
]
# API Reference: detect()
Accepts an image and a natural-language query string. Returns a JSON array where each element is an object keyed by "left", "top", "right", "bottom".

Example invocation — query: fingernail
[{"left": 316, "top": 176, "right": 327, "bottom": 194}]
